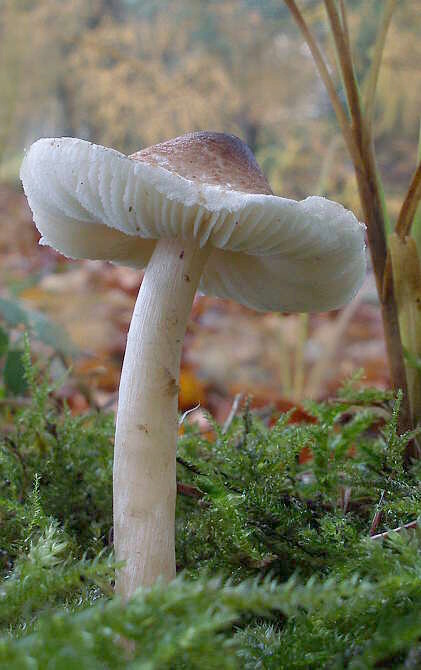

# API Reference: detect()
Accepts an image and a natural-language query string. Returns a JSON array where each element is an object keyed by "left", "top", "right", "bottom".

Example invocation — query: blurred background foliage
[
  {"left": 0, "top": 0, "right": 420, "bottom": 416},
  {"left": 1, "top": 0, "right": 419, "bottom": 212}
]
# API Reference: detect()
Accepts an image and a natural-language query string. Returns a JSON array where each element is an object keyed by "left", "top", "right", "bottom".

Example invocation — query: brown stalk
[
  {"left": 371, "top": 518, "right": 419, "bottom": 542},
  {"left": 326, "top": 0, "right": 410, "bottom": 433},
  {"left": 388, "top": 235, "right": 421, "bottom": 438},
  {"left": 285, "top": 0, "right": 411, "bottom": 435},
  {"left": 395, "top": 162, "right": 421, "bottom": 240},
  {"left": 338, "top": 0, "right": 351, "bottom": 71},
  {"left": 383, "top": 162, "right": 421, "bottom": 306},
  {"left": 355, "top": 152, "right": 410, "bottom": 437},
  {"left": 323, "top": 0, "right": 364, "bottom": 149}
]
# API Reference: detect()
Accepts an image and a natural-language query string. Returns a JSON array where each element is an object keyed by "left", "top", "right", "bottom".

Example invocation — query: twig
[
  {"left": 222, "top": 393, "right": 243, "bottom": 434},
  {"left": 363, "top": 0, "right": 398, "bottom": 129},
  {"left": 176, "top": 456, "right": 241, "bottom": 495},
  {"left": 371, "top": 518, "right": 419, "bottom": 542},
  {"left": 179, "top": 403, "right": 201, "bottom": 426},
  {"left": 176, "top": 456, "right": 204, "bottom": 476}
]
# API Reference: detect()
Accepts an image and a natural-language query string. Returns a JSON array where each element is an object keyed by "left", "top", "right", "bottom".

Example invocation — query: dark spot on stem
[
  {"left": 183, "top": 274, "right": 191, "bottom": 282},
  {"left": 129, "top": 206, "right": 133, "bottom": 212},
  {"left": 179, "top": 250, "right": 184, "bottom": 259},
  {"left": 164, "top": 368, "right": 179, "bottom": 396},
  {"left": 137, "top": 423, "right": 149, "bottom": 434}
]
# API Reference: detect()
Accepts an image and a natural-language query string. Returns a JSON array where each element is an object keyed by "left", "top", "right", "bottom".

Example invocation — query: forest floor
[
  {"left": 3, "top": 183, "right": 421, "bottom": 670},
  {"left": 0, "top": 181, "right": 387, "bottom": 423}
]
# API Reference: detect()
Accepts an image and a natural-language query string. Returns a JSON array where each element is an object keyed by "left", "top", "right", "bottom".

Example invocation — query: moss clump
[{"left": 1, "top": 350, "right": 421, "bottom": 668}]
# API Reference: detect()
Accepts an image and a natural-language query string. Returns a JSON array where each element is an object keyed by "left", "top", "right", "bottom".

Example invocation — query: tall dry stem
[{"left": 284, "top": 0, "right": 413, "bottom": 440}]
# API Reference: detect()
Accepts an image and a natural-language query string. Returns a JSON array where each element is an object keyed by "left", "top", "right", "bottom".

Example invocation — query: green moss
[{"left": 1, "top": 347, "right": 421, "bottom": 667}]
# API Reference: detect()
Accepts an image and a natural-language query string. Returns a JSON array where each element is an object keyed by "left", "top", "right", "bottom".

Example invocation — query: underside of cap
[{"left": 20, "top": 135, "right": 366, "bottom": 313}]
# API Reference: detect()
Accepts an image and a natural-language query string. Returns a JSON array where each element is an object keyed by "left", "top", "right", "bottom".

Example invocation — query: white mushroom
[{"left": 20, "top": 131, "right": 366, "bottom": 599}]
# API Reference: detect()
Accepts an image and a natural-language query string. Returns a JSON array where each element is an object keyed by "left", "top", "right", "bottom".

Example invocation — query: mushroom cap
[{"left": 20, "top": 132, "right": 366, "bottom": 312}]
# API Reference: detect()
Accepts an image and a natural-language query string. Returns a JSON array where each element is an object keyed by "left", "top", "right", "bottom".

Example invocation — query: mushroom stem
[{"left": 113, "top": 237, "right": 211, "bottom": 599}]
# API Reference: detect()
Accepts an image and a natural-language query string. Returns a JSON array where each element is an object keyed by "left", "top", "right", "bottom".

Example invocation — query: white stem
[{"left": 113, "top": 238, "right": 210, "bottom": 599}]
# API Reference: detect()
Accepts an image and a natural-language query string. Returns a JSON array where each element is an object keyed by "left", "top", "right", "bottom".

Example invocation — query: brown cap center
[{"left": 130, "top": 131, "right": 273, "bottom": 196}]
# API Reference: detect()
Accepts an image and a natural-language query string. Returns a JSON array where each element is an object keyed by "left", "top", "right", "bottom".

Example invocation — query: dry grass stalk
[{"left": 284, "top": 0, "right": 412, "bottom": 439}]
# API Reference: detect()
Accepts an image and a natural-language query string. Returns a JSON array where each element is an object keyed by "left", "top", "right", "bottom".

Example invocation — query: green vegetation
[
  {"left": 1, "top": 1, "right": 421, "bottom": 664},
  {"left": 3, "top": 0, "right": 420, "bottom": 433},
  {"left": 1, "top": 344, "right": 421, "bottom": 667},
  {"left": 1, "top": 0, "right": 419, "bottom": 209}
]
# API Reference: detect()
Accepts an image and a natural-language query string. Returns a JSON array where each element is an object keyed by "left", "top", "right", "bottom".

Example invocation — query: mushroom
[{"left": 20, "top": 131, "right": 366, "bottom": 599}]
